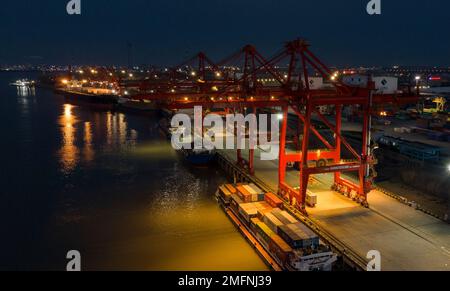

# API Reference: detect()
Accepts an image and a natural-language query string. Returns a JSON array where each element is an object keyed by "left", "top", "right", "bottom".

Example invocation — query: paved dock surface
[{"left": 219, "top": 148, "right": 450, "bottom": 271}]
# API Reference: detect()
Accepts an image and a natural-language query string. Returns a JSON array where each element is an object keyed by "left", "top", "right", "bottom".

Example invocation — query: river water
[{"left": 0, "top": 72, "right": 267, "bottom": 271}]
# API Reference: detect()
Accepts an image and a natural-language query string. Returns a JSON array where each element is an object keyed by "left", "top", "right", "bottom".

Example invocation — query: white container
[
  {"left": 373, "top": 77, "right": 398, "bottom": 94},
  {"left": 342, "top": 75, "right": 398, "bottom": 94},
  {"left": 301, "top": 77, "right": 324, "bottom": 90},
  {"left": 306, "top": 192, "right": 317, "bottom": 207}
]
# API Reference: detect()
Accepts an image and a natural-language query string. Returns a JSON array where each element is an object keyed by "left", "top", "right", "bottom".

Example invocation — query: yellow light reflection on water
[
  {"left": 59, "top": 104, "right": 79, "bottom": 173},
  {"left": 83, "top": 122, "right": 94, "bottom": 162},
  {"left": 118, "top": 113, "right": 126, "bottom": 145}
]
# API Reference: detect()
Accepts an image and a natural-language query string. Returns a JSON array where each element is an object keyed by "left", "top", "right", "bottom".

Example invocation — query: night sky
[{"left": 0, "top": 0, "right": 449, "bottom": 67}]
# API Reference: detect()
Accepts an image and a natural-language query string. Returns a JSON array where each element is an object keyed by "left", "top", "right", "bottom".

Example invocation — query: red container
[
  {"left": 265, "top": 192, "right": 283, "bottom": 208},
  {"left": 269, "top": 234, "right": 292, "bottom": 266},
  {"left": 225, "top": 184, "right": 237, "bottom": 194},
  {"left": 237, "top": 185, "right": 253, "bottom": 203}
]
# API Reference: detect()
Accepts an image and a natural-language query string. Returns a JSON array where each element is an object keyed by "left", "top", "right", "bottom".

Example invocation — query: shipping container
[
  {"left": 218, "top": 185, "right": 233, "bottom": 202},
  {"left": 250, "top": 217, "right": 260, "bottom": 232},
  {"left": 253, "top": 218, "right": 292, "bottom": 266},
  {"left": 278, "top": 223, "right": 320, "bottom": 249},
  {"left": 301, "top": 76, "right": 324, "bottom": 90},
  {"left": 254, "top": 201, "right": 266, "bottom": 208},
  {"left": 238, "top": 203, "right": 258, "bottom": 223},
  {"left": 265, "top": 192, "right": 283, "bottom": 208},
  {"left": 289, "top": 223, "right": 318, "bottom": 239},
  {"left": 236, "top": 185, "right": 253, "bottom": 203},
  {"left": 342, "top": 75, "right": 398, "bottom": 94},
  {"left": 271, "top": 208, "right": 297, "bottom": 224},
  {"left": 224, "top": 184, "right": 237, "bottom": 194},
  {"left": 306, "top": 192, "right": 317, "bottom": 207},
  {"left": 230, "top": 194, "right": 243, "bottom": 213},
  {"left": 289, "top": 223, "right": 320, "bottom": 248},
  {"left": 269, "top": 234, "right": 292, "bottom": 266},
  {"left": 255, "top": 221, "right": 275, "bottom": 249},
  {"left": 243, "top": 185, "right": 259, "bottom": 202},
  {"left": 248, "top": 184, "right": 265, "bottom": 201},
  {"left": 257, "top": 208, "right": 271, "bottom": 220},
  {"left": 263, "top": 212, "right": 284, "bottom": 233}
]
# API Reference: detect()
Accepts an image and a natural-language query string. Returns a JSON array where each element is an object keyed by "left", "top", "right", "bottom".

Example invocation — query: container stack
[
  {"left": 224, "top": 184, "right": 237, "bottom": 195},
  {"left": 252, "top": 217, "right": 293, "bottom": 265},
  {"left": 263, "top": 212, "right": 284, "bottom": 233},
  {"left": 248, "top": 184, "right": 265, "bottom": 201},
  {"left": 264, "top": 192, "right": 283, "bottom": 208},
  {"left": 253, "top": 218, "right": 275, "bottom": 249},
  {"left": 256, "top": 203, "right": 272, "bottom": 219},
  {"left": 236, "top": 185, "right": 253, "bottom": 203},
  {"left": 238, "top": 203, "right": 258, "bottom": 223},
  {"left": 230, "top": 194, "right": 243, "bottom": 213},
  {"left": 218, "top": 185, "right": 233, "bottom": 203},
  {"left": 278, "top": 222, "right": 320, "bottom": 249},
  {"left": 219, "top": 183, "right": 334, "bottom": 270},
  {"left": 242, "top": 185, "right": 259, "bottom": 202},
  {"left": 224, "top": 183, "right": 320, "bottom": 250},
  {"left": 271, "top": 208, "right": 297, "bottom": 225},
  {"left": 239, "top": 201, "right": 271, "bottom": 223}
]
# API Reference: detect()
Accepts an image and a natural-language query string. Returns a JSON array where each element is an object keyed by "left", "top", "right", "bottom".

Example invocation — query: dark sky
[{"left": 0, "top": 0, "right": 449, "bottom": 67}]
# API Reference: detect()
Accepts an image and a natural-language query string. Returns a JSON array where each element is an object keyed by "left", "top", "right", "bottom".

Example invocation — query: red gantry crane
[{"left": 128, "top": 39, "right": 419, "bottom": 212}]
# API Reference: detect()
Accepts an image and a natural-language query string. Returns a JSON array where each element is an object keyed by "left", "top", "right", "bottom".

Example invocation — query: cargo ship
[
  {"left": 10, "top": 79, "right": 35, "bottom": 87},
  {"left": 182, "top": 147, "right": 216, "bottom": 166},
  {"left": 54, "top": 88, "right": 119, "bottom": 110},
  {"left": 169, "top": 126, "right": 216, "bottom": 166},
  {"left": 216, "top": 183, "right": 337, "bottom": 271}
]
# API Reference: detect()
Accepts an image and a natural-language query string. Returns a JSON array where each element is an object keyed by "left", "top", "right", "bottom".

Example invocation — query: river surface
[{"left": 0, "top": 72, "right": 268, "bottom": 271}]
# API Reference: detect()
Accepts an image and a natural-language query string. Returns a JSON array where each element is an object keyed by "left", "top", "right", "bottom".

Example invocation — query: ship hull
[
  {"left": 55, "top": 89, "right": 118, "bottom": 110},
  {"left": 181, "top": 149, "right": 215, "bottom": 166}
]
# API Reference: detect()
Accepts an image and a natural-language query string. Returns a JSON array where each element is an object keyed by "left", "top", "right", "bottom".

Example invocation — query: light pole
[{"left": 415, "top": 75, "right": 421, "bottom": 95}]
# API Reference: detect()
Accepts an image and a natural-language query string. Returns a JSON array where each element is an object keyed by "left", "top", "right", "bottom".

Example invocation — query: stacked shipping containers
[
  {"left": 248, "top": 184, "right": 265, "bottom": 201},
  {"left": 238, "top": 203, "right": 258, "bottom": 223},
  {"left": 236, "top": 185, "right": 253, "bottom": 203},
  {"left": 252, "top": 217, "right": 293, "bottom": 265},
  {"left": 224, "top": 184, "right": 237, "bottom": 195},
  {"left": 271, "top": 208, "right": 297, "bottom": 224},
  {"left": 263, "top": 212, "right": 284, "bottom": 233},
  {"left": 278, "top": 222, "right": 320, "bottom": 249},
  {"left": 218, "top": 185, "right": 233, "bottom": 203},
  {"left": 226, "top": 184, "right": 320, "bottom": 254},
  {"left": 230, "top": 194, "right": 243, "bottom": 213},
  {"left": 239, "top": 201, "right": 272, "bottom": 223},
  {"left": 265, "top": 192, "right": 283, "bottom": 208}
]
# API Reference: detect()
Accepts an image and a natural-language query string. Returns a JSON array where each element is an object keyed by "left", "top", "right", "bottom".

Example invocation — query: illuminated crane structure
[{"left": 129, "top": 39, "right": 419, "bottom": 212}]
